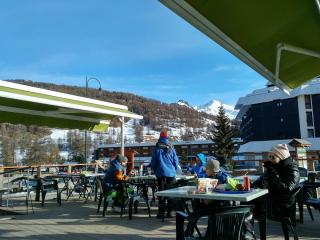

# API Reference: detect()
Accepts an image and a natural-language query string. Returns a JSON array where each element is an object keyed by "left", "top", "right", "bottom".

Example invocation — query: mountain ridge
[
  {"left": 194, "top": 99, "right": 238, "bottom": 119},
  {"left": 9, "top": 80, "right": 238, "bottom": 142}
]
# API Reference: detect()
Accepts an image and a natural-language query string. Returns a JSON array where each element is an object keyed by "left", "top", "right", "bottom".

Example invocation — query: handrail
[
  {"left": 0, "top": 166, "right": 33, "bottom": 175},
  {"left": 1, "top": 163, "right": 97, "bottom": 170}
]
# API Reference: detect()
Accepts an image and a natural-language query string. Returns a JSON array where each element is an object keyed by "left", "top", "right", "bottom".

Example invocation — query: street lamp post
[{"left": 85, "top": 76, "right": 102, "bottom": 167}]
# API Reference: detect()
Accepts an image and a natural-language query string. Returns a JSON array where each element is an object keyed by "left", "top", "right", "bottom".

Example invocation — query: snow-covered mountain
[
  {"left": 177, "top": 100, "right": 193, "bottom": 109},
  {"left": 194, "top": 100, "right": 238, "bottom": 119}
]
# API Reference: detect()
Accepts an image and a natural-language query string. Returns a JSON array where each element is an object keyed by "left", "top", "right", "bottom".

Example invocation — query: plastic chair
[
  {"left": 159, "top": 179, "right": 190, "bottom": 222},
  {"left": 266, "top": 186, "right": 302, "bottom": 240},
  {"left": 176, "top": 205, "right": 253, "bottom": 240},
  {"left": 96, "top": 177, "right": 115, "bottom": 217},
  {"left": 298, "top": 167, "right": 308, "bottom": 178},
  {"left": 40, "top": 178, "right": 61, "bottom": 206},
  {"left": 127, "top": 181, "right": 151, "bottom": 219},
  {"left": 301, "top": 181, "right": 320, "bottom": 221},
  {"left": 67, "top": 175, "right": 93, "bottom": 200},
  {"left": 144, "top": 178, "right": 157, "bottom": 205},
  {"left": 8, "top": 176, "right": 37, "bottom": 214},
  {"left": 96, "top": 177, "right": 139, "bottom": 219}
]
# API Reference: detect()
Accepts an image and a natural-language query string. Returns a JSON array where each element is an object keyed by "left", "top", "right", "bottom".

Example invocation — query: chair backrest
[
  {"left": 96, "top": 176, "right": 105, "bottom": 194},
  {"left": 208, "top": 206, "right": 252, "bottom": 240},
  {"left": 298, "top": 167, "right": 308, "bottom": 178},
  {"left": 179, "top": 205, "right": 251, "bottom": 240},
  {"left": 267, "top": 185, "right": 302, "bottom": 221}
]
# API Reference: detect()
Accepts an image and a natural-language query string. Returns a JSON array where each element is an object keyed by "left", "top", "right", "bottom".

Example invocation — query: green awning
[
  {"left": 160, "top": 0, "right": 320, "bottom": 91},
  {"left": 0, "top": 80, "right": 143, "bottom": 132}
]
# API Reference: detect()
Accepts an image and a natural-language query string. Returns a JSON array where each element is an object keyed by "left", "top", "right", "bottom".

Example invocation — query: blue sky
[{"left": 0, "top": 0, "right": 266, "bottom": 106}]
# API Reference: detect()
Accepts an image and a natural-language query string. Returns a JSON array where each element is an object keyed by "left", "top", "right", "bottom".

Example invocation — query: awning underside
[
  {"left": 161, "top": 0, "right": 320, "bottom": 90},
  {"left": 0, "top": 109, "right": 109, "bottom": 132},
  {"left": 0, "top": 80, "right": 142, "bottom": 132}
]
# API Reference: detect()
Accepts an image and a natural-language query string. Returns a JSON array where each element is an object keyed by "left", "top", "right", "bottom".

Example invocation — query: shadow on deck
[{"left": 0, "top": 194, "right": 319, "bottom": 240}]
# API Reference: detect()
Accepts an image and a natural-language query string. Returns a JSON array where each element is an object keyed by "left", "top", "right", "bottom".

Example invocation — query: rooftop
[
  {"left": 235, "top": 78, "right": 320, "bottom": 120},
  {"left": 238, "top": 138, "right": 320, "bottom": 154}
]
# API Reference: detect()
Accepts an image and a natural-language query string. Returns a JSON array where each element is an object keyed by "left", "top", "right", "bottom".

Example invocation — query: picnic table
[{"left": 156, "top": 185, "right": 268, "bottom": 240}]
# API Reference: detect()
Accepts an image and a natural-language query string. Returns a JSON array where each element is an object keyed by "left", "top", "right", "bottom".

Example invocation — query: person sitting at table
[
  {"left": 205, "top": 158, "right": 229, "bottom": 184},
  {"left": 188, "top": 153, "right": 207, "bottom": 178},
  {"left": 151, "top": 130, "right": 179, "bottom": 219},
  {"left": 199, "top": 158, "right": 230, "bottom": 208},
  {"left": 103, "top": 154, "right": 133, "bottom": 208},
  {"left": 251, "top": 144, "right": 300, "bottom": 220}
]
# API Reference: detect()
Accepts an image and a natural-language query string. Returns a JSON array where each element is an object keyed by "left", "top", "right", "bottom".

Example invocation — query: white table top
[
  {"left": 128, "top": 175, "right": 194, "bottom": 181},
  {"left": 234, "top": 175, "right": 308, "bottom": 184},
  {"left": 155, "top": 186, "right": 268, "bottom": 202},
  {"left": 128, "top": 175, "right": 156, "bottom": 180},
  {"left": 233, "top": 175, "right": 260, "bottom": 182},
  {"left": 49, "top": 173, "right": 104, "bottom": 178}
]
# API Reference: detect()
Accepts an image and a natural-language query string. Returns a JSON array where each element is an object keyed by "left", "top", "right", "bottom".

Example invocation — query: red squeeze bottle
[{"left": 243, "top": 176, "right": 250, "bottom": 191}]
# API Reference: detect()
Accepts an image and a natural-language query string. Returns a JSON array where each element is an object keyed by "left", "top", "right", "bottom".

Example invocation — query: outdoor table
[
  {"left": 44, "top": 174, "right": 74, "bottom": 197},
  {"left": 128, "top": 174, "right": 194, "bottom": 181},
  {"left": 156, "top": 185, "right": 268, "bottom": 202},
  {"left": 128, "top": 175, "right": 194, "bottom": 204},
  {"left": 128, "top": 175, "right": 157, "bottom": 205},
  {"left": 45, "top": 173, "right": 104, "bottom": 202},
  {"left": 233, "top": 175, "right": 261, "bottom": 183},
  {"left": 156, "top": 186, "right": 268, "bottom": 240},
  {"left": 234, "top": 175, "right": 308, "bottom": 184}
]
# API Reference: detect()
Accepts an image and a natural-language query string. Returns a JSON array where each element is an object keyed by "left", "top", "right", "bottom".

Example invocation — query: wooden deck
[{"left": 0, "top": 193, "right": 319, "bottom": 240}]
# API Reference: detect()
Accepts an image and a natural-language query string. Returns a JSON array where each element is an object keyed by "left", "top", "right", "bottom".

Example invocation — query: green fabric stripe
[
  {"left": 0, "top": 111, "right": 109, "bottom": 132},
  {"left": 0, "top": 97, "right": 114, "bottom": 120},
  {"left": 0, "top": 85, "right": 132, "bottom": 115},
  {"left": 0, "top": 97, "right": 59, "bottom": 111}
]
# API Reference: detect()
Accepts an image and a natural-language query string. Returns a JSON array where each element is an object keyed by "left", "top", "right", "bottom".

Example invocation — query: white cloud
[{"left": 210, "top": 64, "right": 247, "bottom": 73}]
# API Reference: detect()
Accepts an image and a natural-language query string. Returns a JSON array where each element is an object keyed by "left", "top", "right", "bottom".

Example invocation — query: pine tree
[{"left": 211, "top": 105, "right": 234, "bottom": 166}]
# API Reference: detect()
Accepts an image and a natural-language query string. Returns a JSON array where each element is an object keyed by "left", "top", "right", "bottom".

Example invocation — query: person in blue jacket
[
  {"left": 151, "top": 131, "right": 179, "bottom": 218},
  {"left": 189, "top": 153, "right": 207, "bottom": 178},
  {"left": 103, "top": 154, "right": 132, "bottom": 207}
]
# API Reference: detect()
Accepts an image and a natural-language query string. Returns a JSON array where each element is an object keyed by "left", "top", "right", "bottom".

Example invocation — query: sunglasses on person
[{"left": 268, "top": 154, "right": 275, "bottom": 160}]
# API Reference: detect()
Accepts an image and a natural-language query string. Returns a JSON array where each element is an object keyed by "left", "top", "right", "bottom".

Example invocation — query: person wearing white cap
[
  {"left": 268, "top": 144, "right": 291, "bottom": 164},
  {"left": 251, "top": 144, "right": 300, "bottom": 221}
]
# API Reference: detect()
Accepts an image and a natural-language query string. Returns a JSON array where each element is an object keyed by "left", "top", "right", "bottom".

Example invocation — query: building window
[
  {"left": 181, "top": 146, "right": 188, "bottom": 149},
  {"left": 308, "top": 129, "right": 315, "bottom": 138},
  {"left": 305, "top": 95, "right": 312, "bottom": 109},
  {"left": 306, "top": 112, "right": 313, "bottom": 127},
  {"left": 191, "top": 145, "right": 199, "bottom": 149}
]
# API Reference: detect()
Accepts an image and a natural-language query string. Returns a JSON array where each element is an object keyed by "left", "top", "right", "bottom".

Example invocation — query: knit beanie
[
  {"left": 271, "top": 144, "right": 290, "bottom": 160},
  {"left": 196, "top": 153, "right": 206, "bottom": 165},
  {"left": 160, "top": 131, "right": 168, "bottom": 139},
  {"left": 116, "top": 154, "right": 128, "bottom": 162},
  {"left": 206, "top": 159, "right": 220, "bottom": 173}
]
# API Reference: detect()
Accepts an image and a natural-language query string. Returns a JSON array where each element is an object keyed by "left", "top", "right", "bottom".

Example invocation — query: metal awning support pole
[
  {"left": 316, "top": 0, "right": 320, "bottom": 15},
  {"left": 275, "top": 43, "right": 320, "bottom": 93},
  {"left": 120, "top": 116, "right": 125, "bottom": 155},
  {"left": 0, "top": 167, "right": 3, "bottom": 206}
]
